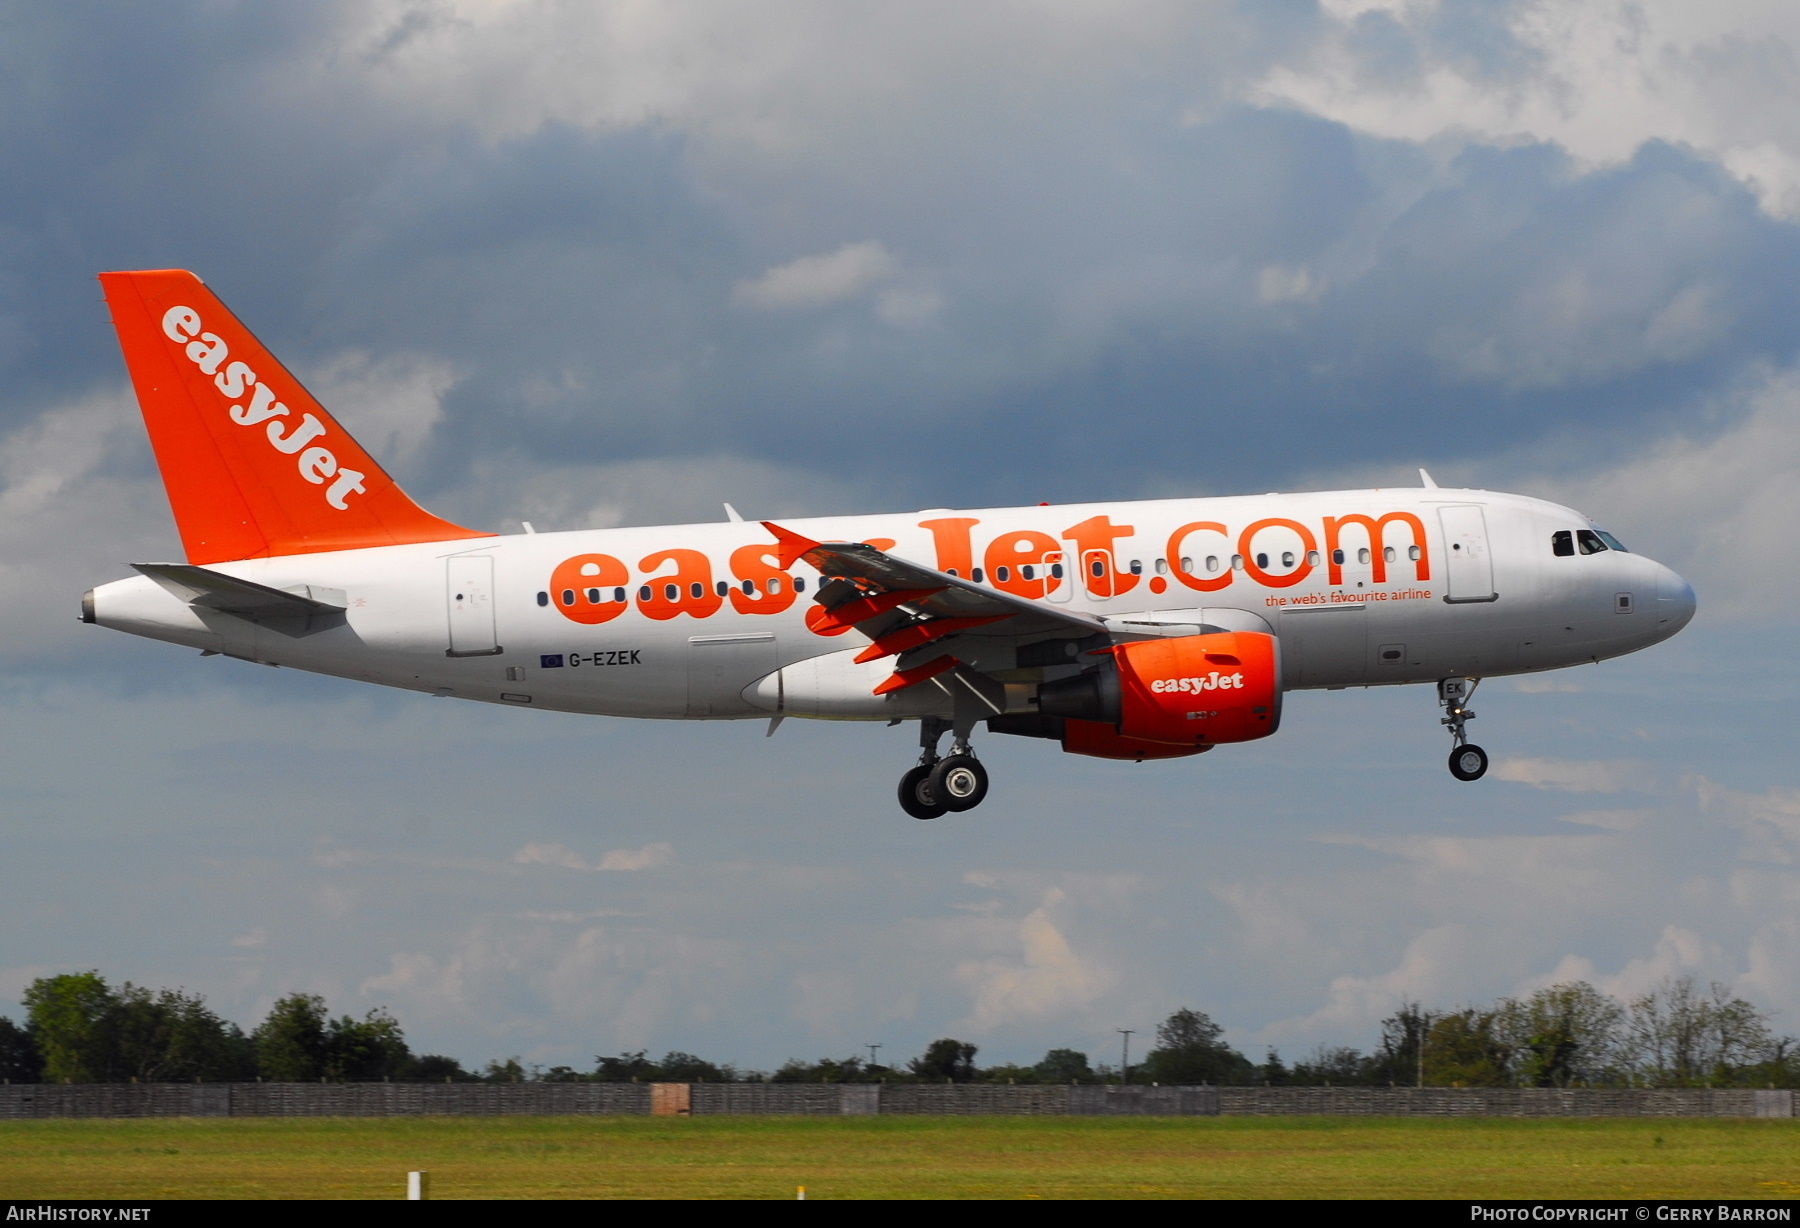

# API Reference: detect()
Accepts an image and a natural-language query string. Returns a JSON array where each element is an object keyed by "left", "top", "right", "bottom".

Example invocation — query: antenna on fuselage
[
  {"left": 1419, "top": 468, "right": 1439, "bottom": 489},
  {"left": 723, "top": 503, "right": 745, "bottom": 522}
]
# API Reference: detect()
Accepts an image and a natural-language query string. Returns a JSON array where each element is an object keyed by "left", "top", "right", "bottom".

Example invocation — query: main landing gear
[
  {"left": 899, "top": 716, "right": 990, "bottom": 819},
  {"left": 1439, "top": 676, "right": 1488, "bottom": 781}
]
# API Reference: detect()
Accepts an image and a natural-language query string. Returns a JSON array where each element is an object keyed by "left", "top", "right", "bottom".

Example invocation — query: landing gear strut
[
  {"left": 1439, "top": 677, "right": 1488, "bottom": 781},
  {"left": 898, "top": 716, "right": 990, "bottom": 818}
]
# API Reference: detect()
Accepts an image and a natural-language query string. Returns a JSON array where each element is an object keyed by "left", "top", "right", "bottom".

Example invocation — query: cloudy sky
[{"left": 3, "top": 0, "right": 1799, "bottom": 1072}]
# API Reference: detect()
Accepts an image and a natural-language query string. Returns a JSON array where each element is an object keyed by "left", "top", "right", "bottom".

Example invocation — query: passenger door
[
  {"left": 446, "top": 555, "right": 501, "bottom": 656},
  {"left": 1438, "top": 506, "right": 1497, "bottom": 603}
]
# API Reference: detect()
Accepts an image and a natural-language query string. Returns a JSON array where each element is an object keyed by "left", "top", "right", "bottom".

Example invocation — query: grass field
[{"left": 1, "top": 1116, "right": 1797, "bottom": 1200}]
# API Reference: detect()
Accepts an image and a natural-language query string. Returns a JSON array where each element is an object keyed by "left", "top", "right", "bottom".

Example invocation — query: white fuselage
[{"left": 87, "top": 488, "right": 1696, "bottom": 721}]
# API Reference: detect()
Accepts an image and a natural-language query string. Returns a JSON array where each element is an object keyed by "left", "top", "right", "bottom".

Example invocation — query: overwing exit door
[{"left": 447, "top": 555, "right": 501, "bottom": 656}]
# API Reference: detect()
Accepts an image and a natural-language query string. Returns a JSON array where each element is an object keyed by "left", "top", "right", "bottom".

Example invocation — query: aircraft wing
[{"left": 762, "top": 521, "right": 1106, "bottom": 702}]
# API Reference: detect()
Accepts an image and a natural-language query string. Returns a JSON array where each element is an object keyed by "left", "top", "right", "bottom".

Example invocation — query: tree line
[{"left": 3, "top": 972, "right": 1795, "bottom": 1087}]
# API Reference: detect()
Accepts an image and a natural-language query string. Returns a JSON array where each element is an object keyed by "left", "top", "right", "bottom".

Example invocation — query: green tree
[
  {"left": 1623, "top": 977, "right": 1774, "bottom": 1086},
  {"left": 0, "top": 1017, "right": 41, "bottom": 1083},
  {"left": 23, "top": 972, "right": 114, "bottom": 1083},
  {"left": 254, "top": 993, "right": 328, "bottom": 1082},
  {"left": 483, "top": 1058, "right": 527, "bottom": 1083},
  {"left": 594, "top": 1051, "right": 659, "bottom": 1082},
  {"left": 111, "top": 984, "right": 256, "bottom": 1082},
  {"left": 910, "top": 1038, "right": 978, "bottom": 1082},
  {"left": 1139, "top": 1008, "right": 1255, "bottom": 1085},
  {"left": 657, "top": 1051, "right": 728, "bottom": 1082},
  {"left": 1033, "top": 1049, "right": 1094, "bottom": 1084},
  {"left": 1425, "top": 1008, "right": 1511, "bottom": 1086},
  {"left": 323, "top": 1008, "right": 410, "bottom": 1082},
  {"left": 405, "top": 1054, "right": 473, "bottom": 1082},
  {"left": 1370, "top": 1002, "right": 1435, "bottom": 1086},
  {"left": 772, "top": 1056, "right": 868, "bottom": 1083},
  {"left": 1290, "top": 1045, "right": 1370, "bottom": 1086},
  {"left": 1502, "top": 983, "right": 1624, "bottom": 1087},
  {"left": 1258, "top": 1049, "right": 1290, "bottom": 1086}
]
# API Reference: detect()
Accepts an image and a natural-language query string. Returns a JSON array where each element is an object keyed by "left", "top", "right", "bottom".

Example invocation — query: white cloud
[
  {"left": 301, "top": 351, "right": 458, "bottom": 475},
  {"left": 511, "top": 841, "right": 673, "bottom": 872},
  {"left": 1251, "top": 0, "right": 1800, "bottom": 218},
  {"left": 1523, "top": 365, "right": 1800, "bottom": 618},
  {"left": 597, "top": 843, "right": 675, "bottom": 872},
  {"left": 1593, "top": 924, "right": 1719, "bottom": 1002},
  {"left": 230, "top": 929, "right": 269, "bottom": 949},
  {"left": 479, "top": 452, "right": 883, "bottom": 533},
  {"left": 1493, "top": 757, "right": 1648, "bottom": 793},
  {"left": 0, "top": 389, "right": 180, "bottom": 663},
  {"left": 953, "top": 889, "right": 1111, "bottom": 1030},
  {"left": 733, "top": 241, "right": 899, "bottom": 310},
  {"left": 338, "top": 2, "right": 1210, "bottom": 149},
  {"left": 1257, "top": 264, "right": 1324, "bottom": 305},
  {"left": 1699, "top": 778, "right": 1800, "bottom": 864},
  {"left": 1554, "top": 809, "right": 1650, "bottom": 832}
]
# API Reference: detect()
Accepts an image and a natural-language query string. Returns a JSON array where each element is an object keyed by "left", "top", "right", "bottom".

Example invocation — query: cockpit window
[
  {"left": 1594, "top": 529, "right": 1628, "bottom": 552},
  {"left": 1552, "top": 530, "right": 1574, "bottom": 557},
  {"left": 1576, "top": 529, "right": 1608, "bottom": 555}
]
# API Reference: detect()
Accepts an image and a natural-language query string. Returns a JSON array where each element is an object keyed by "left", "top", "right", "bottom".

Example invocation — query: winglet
[
  {"left": 761, "top": 521, "right": 822, "bottom": 569},
  {"left": 1419, "top": 468, "right": 1439, "bottom": 489}
]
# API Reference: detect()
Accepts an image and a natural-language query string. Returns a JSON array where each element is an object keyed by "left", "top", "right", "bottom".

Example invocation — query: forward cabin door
[
  {"left": 1438, "top": 506, "right": 1497, "bottom": 603},
  {"left": 446, "top": 555, "right": 501, "bottom": 656}
]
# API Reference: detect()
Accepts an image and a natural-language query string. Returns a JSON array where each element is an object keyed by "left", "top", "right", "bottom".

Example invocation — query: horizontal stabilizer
[{"left": 133, "top": 562, "right": 346, "bottom": 636}]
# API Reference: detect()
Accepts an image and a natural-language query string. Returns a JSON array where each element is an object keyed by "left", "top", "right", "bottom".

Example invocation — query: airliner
[{"left": 82, "top": 270, "right": 1697, "bottom": 817}]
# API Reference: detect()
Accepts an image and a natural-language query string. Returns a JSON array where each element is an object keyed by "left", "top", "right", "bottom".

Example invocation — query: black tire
[
  {"left": 899, "top": 764, "right": 948, "bottom": 819},
  {"left": 929, "top": 754, "right": 989, "bottom": 812},
  {"left": 1449, "top": 744, "right": 1489, "bottom": 782}
]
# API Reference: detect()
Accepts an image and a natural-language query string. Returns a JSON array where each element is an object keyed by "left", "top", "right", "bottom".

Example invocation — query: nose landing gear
[
  {"left": 1439, "top": 677, "right": 1488, "bottom": 781},
  {"left": 899, "top": 716, "right": 990, "bottom": 818}
]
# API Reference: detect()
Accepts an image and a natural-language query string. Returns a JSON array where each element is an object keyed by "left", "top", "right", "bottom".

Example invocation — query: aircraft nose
[{"left": 1653, "top": 562, "right": 1697, "bottom": 637}]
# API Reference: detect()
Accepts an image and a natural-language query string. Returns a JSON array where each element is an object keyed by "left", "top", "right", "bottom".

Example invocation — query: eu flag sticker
[{"left": 540, "top": 654, "right": 565, "bottom": 668}]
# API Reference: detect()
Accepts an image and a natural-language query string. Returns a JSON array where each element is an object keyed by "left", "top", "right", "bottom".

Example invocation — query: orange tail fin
[{"left": 99, "top": 269, "right": 491, "bottom": 565}]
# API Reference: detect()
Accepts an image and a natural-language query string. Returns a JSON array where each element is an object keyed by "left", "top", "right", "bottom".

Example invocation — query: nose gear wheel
[
  {"left": 1448, "top": 744, "right": 1489, "bottom": 781},
  {"left": 1438, "top": 676, "right": 1487, "bottom": 782}
]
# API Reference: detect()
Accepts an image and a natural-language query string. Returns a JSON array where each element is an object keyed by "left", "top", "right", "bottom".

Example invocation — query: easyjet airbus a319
[{"left": 83, "top": 270, "right": 1697, "bottom": 816}]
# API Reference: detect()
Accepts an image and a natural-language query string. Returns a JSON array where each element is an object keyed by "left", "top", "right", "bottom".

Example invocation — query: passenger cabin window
[
  {"left": 1577, "top": 529, "right": 1608, "bottom": 555},
  {"left": 537, "top": 591, "right": 549, "bottom": 607},
  {"left": 1552, "top": 531, "right": 1574, "bottom": 557}
]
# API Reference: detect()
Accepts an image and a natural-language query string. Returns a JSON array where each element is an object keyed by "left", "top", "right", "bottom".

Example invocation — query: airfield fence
[{"left": 0, "top": 1083, "right": 1791, "bottom": 1119}]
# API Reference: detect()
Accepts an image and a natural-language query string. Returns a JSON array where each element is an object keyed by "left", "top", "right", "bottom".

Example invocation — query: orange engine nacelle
[{"left": 1037, "top": 631, "right": 1282, "bottom": 757}]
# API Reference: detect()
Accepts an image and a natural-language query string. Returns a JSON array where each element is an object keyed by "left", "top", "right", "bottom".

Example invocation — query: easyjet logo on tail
[{"left": 161, "top": 306, "right": 366, "bottom": 512}]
